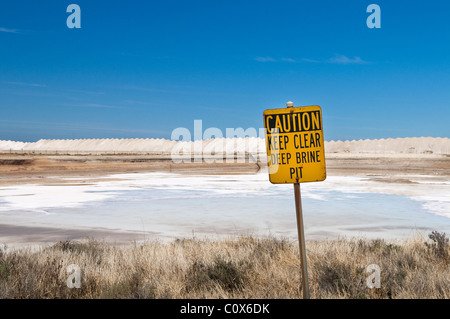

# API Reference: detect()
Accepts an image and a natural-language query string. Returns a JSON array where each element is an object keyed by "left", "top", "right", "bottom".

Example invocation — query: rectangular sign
[{"left": 263, "top": 105, "right": 326, "bottom": 184}]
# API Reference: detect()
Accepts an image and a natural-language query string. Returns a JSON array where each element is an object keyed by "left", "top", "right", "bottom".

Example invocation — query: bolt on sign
[{"left": 263, "top": 105, "right": 326, "bottom": 184}]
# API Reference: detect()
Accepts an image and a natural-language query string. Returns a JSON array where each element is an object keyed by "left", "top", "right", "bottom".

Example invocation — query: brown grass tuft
[{"left": 1, "top": 233, "right": 449, "bottom": 299}]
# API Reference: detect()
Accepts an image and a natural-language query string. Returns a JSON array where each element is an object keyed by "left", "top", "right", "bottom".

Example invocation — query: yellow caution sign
[{"left": 263, "top": 105, "right": 326, "bottom": 184}]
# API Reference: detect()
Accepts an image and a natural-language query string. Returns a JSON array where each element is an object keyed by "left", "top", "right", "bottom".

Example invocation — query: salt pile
[
  {"left": 0, "top": 137, "right": 448, "bottom": 155},
  {"left": 325, "top": 137, "right": 450, "bottom": 155},
  {"left": 0, "top": 140, "right": 27, "bottom": 151}
]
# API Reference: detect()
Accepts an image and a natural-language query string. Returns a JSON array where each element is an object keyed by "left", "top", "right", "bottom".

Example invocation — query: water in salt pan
[{"left": 0, "top": 172, "right": 449, "bottom": 242}]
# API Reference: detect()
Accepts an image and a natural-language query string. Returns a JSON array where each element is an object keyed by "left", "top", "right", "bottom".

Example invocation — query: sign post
[
  {"left": 294, "top": 176, "right": 309, "bottom": 299},
  {"left": 263, "top": 101, "right": 326, "bottom": 299}
]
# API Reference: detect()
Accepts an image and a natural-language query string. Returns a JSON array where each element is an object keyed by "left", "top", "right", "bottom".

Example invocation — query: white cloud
[
  {"left": 63, "top": 103, "right": 125, "bottom": 109},
  {"left": 280, "top": 57, "right": 296, "bottom": 63},
  {"left": 255, "top": 56, "right": 277, "bottom": 62},
  {"left": 0, "top": 27, "right": 19, "bottom": 33},
  {"left": 328, "top": 55, "right": 369, "bottom": 65},
  {"left": 255, "top": 55, "right": 369, "bottom": 65},
  {"left": 301, "top": 58, "right": 321, "bottom": 63},
  {"left": 65, "top": 89, "right": 105, "bottom": 95},
  {"left": 255, "top": 56, "right": 296, "bottom": 63},
  {"left": 3, "top": 81, "right": 46, "bottom": 87}
]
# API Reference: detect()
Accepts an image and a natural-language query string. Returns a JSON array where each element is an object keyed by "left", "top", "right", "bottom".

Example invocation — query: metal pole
[
  {"left": 294, "top": 183, "right": 310, "bottom": 299},
  {"left": 287, "top": 101, "right": 310, "bottom": 299}
]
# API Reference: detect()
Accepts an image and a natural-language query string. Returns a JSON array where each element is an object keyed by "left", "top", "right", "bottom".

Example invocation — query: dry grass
[{"left": 1, "top": 232, "right": 449, "bottom": 299}]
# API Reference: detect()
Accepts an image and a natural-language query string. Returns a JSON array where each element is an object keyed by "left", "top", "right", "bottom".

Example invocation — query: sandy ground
[
  {"left": 0, "top": 154, "right": 262, "bottom": 186},
  {"left": 1, "top": 153, "right": 448, "bottom": 185},
  {"left": 0, "top": 153, "right": 447, "bottom": 185},
  {"left": 0, "top": 152, "right": 449, "bottom": 248}
]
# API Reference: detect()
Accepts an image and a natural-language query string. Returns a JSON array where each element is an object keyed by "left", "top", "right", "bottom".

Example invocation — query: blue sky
[{"left": 1, "top": 0, "right": 449, "bottom": 142}]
